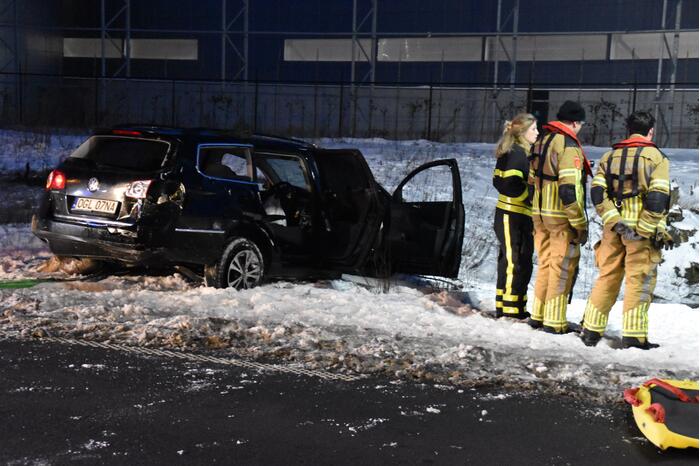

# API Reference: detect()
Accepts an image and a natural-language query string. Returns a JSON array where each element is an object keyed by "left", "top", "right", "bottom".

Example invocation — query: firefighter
[
  {"left": 528, "top": 101, "right": 592, "bottom": 333},
  {"left": 580, "top": 111, "right": 673, "bottom": 349},
  {"left": 493, "top": 113, "right": 539, "bottom": 318}
]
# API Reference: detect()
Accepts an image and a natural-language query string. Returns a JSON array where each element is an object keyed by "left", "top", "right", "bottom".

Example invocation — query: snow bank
[{"left": 0, "top": 277, "right": 696, "bottom": 401}]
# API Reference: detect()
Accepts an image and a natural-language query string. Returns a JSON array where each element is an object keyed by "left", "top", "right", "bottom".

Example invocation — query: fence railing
[{"left": 0, "top": 73, "right": 697, "bottom": 147}]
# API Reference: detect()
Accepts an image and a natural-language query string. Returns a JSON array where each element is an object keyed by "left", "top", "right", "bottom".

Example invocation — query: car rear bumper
[{"left": 32, "top": 215, "right": 160, "bottom": 263}]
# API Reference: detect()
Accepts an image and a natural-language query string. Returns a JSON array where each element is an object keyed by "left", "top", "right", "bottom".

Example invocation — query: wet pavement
[{"left": 0, "top": 338, "right": 696, "bottom": 465}]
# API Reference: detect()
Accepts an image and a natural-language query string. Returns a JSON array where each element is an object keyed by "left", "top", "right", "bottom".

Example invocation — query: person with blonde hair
[{"left": 492, "top": 112, "right": 539, "bottom": 318}]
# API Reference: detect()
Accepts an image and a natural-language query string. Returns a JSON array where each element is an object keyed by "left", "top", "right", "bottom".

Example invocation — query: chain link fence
[{"left": 0, "top": 73, "right": 697, "bottom": 147}]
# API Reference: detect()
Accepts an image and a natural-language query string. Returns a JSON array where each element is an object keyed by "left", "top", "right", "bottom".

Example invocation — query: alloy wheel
[{"left": 227, "top": 249, "right": 262, "bottom": 289}]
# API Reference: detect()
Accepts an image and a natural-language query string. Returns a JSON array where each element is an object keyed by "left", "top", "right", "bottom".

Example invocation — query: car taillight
[
  {"left": 113, "top": 129, "right": 142, "bottom": 136},
  {"left": 45, "top": 170, "right": 66, "bottom": 190},
  {"left": 125, "top": 180, "right": 153, "bottom": 199}
]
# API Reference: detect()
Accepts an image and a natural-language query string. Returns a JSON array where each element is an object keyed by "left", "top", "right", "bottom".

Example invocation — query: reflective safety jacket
[
  {"left": 528, "top": 121, "right": 592, "bottom": 230},
  {"left": 591, "top": 135, "right": 670, "bottom": 238},
  {"left": 493, "top": 143, "right": 531, "bottom": 216}
]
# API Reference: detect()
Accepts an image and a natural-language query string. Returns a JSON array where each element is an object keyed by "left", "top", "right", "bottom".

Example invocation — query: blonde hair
[{"left": 495, "top": 112, "right": 537, "bottom": 158}]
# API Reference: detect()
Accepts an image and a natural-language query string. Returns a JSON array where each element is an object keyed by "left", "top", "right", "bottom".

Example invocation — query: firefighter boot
[
  {"left": 581, "top": 328, "right": 602, "bottom": 347},
  {"left": 527, "top": 317, "right": 543, "bottom": 329},
  {"left": 621, "top": 337, "right": 660, "bottom": 350}
]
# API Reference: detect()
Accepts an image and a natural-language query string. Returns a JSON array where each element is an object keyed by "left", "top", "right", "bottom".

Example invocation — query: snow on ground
[
  {"left": 1, "top": 273, "right": 696, "bottom": 401},
  {"left": 0, "top": 130, "right": 698, "bottom": 401}
]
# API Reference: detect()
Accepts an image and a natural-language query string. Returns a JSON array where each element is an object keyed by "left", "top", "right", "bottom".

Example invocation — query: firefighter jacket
[
  {"left": 492, "top": 142, "right": 532, "bottom": 216},
  {"left": 591, "top": 135, "right": 670, "bottom": 238},
  {"left": 528, "top": 121, "right": 592, "bottom": 230}
]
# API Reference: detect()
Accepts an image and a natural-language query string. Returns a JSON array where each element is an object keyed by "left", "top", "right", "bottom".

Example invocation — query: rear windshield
[{"left": 69, "top": 136, "right": 170, "bottom": 171}]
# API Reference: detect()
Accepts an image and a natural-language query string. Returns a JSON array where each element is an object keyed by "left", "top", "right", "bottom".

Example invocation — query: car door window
[
  {"left": 198, "top": 146, "right": 252, "bottom": 182},
  {"left": 399, "top": 164, "right": 454, "bottom": 203},
  {"left": 255, "top": 153, "right": 311, "bottom": 192}
]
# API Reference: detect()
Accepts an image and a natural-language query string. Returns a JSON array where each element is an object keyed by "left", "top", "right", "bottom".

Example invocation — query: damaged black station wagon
[{"left": 33, "top": 127, "right": 465, "bottom": 289}]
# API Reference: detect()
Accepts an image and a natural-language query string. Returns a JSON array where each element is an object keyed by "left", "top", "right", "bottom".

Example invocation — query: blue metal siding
[{"left": 51, "top": 0, "right": 699, "bottom": 85}]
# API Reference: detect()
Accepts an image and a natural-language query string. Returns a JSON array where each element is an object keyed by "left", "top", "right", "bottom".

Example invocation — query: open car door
[
  {"left": 312, "top": 149, "right": 383, "bottom": 271},
  {"left": 387, "top": 159, "right": 464, "bottom": 278}
]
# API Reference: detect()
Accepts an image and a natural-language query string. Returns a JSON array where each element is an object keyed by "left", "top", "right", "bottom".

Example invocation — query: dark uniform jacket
[{"left": 493, "top": 142, "right": 532, "bottom": 216}]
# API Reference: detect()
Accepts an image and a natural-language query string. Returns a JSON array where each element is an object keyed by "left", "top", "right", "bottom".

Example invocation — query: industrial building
[{"left": 1, "top": 0, "right": 698, "bottom": 146}]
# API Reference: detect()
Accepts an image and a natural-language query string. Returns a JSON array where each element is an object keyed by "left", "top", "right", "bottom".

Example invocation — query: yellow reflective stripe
[
  {"left": 496, "top": 202, "right": 532, "bottom": 215},
  {"left": 617, "top": 197, "right": 644, "bottom": 224},
  {"left": 533, "top": 209, "right": 568, "bottom": 218},
  {"left": 502, "top": 306, "right": 523, "bottom": 314},
  {"left": 530, "top": 296, "right": 544, "bottom": 321},
  {"left": 502, "top": 293, "right": 526, "bottom": 302},
  {"left": 504, "top": 214, "right": 514, "bottom": 296},
  {"left": 543, "top": 294, "right": 568, "bottom": 330},
  {"left": 637, "top": 218, "right": 657, "bottom": 233},
  {"left": 498, "top": 189, "right": 529, "bottom": 203},
  {"left": 649, "top": 179, "right": 670, "bottom": 191},
  {"left": 622, "top": 303, "right": 649, "bottom": 337},
  {"left": 493, "top": 169, "right": 524, "bottom": 179},
  {"left": 496, "top": 302, "right": 504, "bottom": 309},
  {"left": 496, "top": 289, "right": 504, "bottom": 296},
  {"left": 583, "top": 301, "right": 608, "bottom": 333},
  {"left": 558, "top": 168, "right": 579, "bottom": 177},
  {"left": 592, "top": 175, "right": 607, "bottom": 188},
  {"left": 569, "top": 216, "right": 586, "bottom": 227},
  {"left": 601, "top": 209, "right": 619, "bottom": 224}
]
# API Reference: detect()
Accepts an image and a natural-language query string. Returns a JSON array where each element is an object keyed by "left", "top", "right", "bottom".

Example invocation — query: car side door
[
  {"left": 311, "top": 149, "right": 383, "bottom": 271},
  {"left": 387, "top": 159, "right": 464, "bottom": 278},
  {"left": 171, "top": 143, "right": 259, "bottom": 264}
]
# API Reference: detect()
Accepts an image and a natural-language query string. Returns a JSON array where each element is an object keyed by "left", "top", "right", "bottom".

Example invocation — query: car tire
[{"left": 205, "top": 238, "right": 265, "bottom": 290}]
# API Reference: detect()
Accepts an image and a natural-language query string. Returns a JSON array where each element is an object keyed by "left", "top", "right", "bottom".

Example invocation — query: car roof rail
[
  {"left": 250, "top": 132, "right": 315, "bottom": 149},
  {"left": 102, "top": 125, "right": 315, "bottom": 149},
  {"left": 106, "top": 125, "right": 184, "bottom": 136}
]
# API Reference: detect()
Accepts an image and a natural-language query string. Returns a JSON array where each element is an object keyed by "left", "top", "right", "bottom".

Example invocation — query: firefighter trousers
[
  {"left": 532, "top": 219, "right": 580, "bottom": 332},
  {"left": 494, "top": 209, "right": 533, "bottom": 317},
  {"left": 582, "top": 225, "right": 662, "bottom": 340}
]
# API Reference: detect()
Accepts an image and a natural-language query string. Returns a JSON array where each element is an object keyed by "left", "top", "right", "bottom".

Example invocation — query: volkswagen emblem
[{"left": 87, "top": 177, "right": 100, "bottom": 192}]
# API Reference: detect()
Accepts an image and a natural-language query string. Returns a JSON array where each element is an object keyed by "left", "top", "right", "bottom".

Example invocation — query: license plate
[{"left": 72, "top": 197, "right": 118, "bottom": 214}]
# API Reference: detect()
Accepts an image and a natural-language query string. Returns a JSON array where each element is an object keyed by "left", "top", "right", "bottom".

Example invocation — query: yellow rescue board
[{"left": 624, "top": 378, "right": 699, "bottom": 451}]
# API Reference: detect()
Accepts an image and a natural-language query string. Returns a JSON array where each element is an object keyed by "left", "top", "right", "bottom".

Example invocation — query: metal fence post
[
  {"left": 351, "top": 84, "right": 357, "bottom": 138},
  {"left": 426, "top": 84, "right": 433, "bottom": 140},
  {"left": 94, "top": 75, "right": 99, "bottom": 126},
  {"left": 394, "top": 52, "right": 402, "bottom": 140},
  {"left": 313, "top": 76, "right": 318, "bottom": 139},
  {"left": 171, "top": 79, "right": 176, "bottom": 127},
  {"left": 253, "top": 75, "right": 259, "bottom": 132},
  {"left": 338, "top": 80, "right": 344, "bottom": 138}
]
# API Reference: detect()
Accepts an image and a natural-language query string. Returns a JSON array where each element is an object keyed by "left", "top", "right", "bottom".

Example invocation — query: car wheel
[{"left": 205, "top": 238, "right": 265, "bottom": 290}]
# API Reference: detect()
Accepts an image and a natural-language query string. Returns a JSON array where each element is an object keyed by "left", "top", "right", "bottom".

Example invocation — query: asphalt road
[{"left": 0, "top": 338, "right": 696, "bottom": 465}]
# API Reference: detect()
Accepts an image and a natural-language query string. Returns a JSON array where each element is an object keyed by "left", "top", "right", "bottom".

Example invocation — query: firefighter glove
[
  {"left": 613, "top": 222, "right": 642, "bottom": 241},
  {"left": 570, "top": 226, "right": 588, "bottom": 245},
  {"left": 652, "top": 229, "right": 677, "bottom": 250}
]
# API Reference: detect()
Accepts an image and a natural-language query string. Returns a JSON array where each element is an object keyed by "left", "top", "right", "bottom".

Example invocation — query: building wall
[
  {"left": 19, "top": 0, "right": 697, "bottom": 84},
  {"left": 1, "top": 1, "right": 697, "bottom": 147}
]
